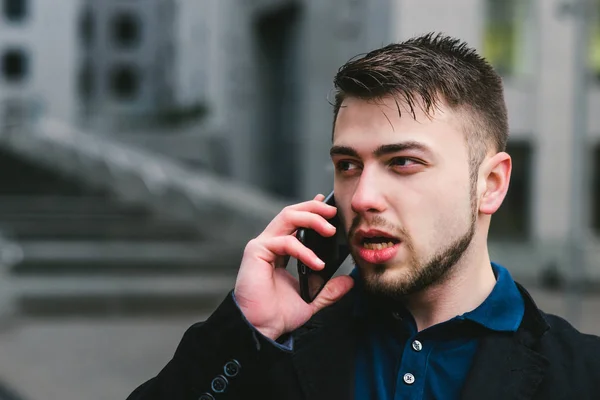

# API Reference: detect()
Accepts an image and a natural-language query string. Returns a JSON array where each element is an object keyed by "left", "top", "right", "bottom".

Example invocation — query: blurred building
[
  {"left": 78, "top": 0, "right": 177, "bottom": 123},
  {"left": 0, "top": 0, "right": 80, "bottom": 123},
  {"left": 0, "top": 0, "right": 237, "bottom": 317},
  {"left": 202, "top": 0, "right": 390, "bottom": 199},
  {"left": 0, "top": 0, "right": 599, "bottom": 299}
]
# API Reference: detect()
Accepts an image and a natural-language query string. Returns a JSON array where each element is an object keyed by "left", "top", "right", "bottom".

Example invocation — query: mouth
[{"left": 354, "top": 229, "right": 401, "bottom": 250}]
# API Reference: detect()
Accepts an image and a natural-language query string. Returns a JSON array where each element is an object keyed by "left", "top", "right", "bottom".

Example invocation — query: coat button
[
  {"left": 224, "top": 359, "right": 241, "bottom": 377},
  {"left": 211, "top": 375, "right": 228, "bottom": 393},
  {"left": 198, "top": 394, "right": 215, "bottom": 400},
  {"left": 412, "top": 340, "right": 423, "bottom": 352},
  {"left": 403, "top": 373, "right": 415, "bottom": 385}
]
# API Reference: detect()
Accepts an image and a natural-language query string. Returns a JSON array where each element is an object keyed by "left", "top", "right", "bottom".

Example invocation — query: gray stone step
[
  {"left": 8, "top": 240, "right": 243, "bottom": 275},
  {"left": 11, "top": 273, "right": 236, "bottom": 317}
]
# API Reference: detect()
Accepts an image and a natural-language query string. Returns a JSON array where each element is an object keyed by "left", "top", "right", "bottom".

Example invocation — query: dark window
[
  {"left": 489, "top": 141, "right": 532, "bottom": 240},
  {"left": 593, "top": 144, "right": 600, "bottom": 235},
  {"left": 2, "top": 48, "right": 28, "bottom": 83},
  {"left": 109, "top": 65, "right": 140, "bottom": 100},
  {"left": 79, "top": 8, "right": 94, "bottom": 47},
  {"left": 3, "top": 0, "right": 27, "bottom": 22},
  {"left": 111, "top": 12, "right": 141, "bottom": 49},
  {"left": 78, "top": 62, "right": 94, "bottom": 99}
]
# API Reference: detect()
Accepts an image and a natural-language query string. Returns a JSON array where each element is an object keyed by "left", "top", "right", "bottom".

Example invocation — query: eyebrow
[{"left": 329, "top": 141, "right": 431, "bottom": 159}]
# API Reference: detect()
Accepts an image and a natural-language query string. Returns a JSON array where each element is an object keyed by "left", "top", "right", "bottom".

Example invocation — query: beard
[
  {"left": 354, "top": 214, "right": 476, "bottom": 302},
  {"left": 348, "top": 186, "right": 478, "bottom": 302}
]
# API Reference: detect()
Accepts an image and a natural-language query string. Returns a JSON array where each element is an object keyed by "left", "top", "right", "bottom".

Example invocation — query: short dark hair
[{"left": 332, "top": 32, "right": 508, "bottom": 168}]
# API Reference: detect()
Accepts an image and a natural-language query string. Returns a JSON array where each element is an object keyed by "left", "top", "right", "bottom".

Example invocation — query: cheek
[
  {"left": 335, "top": 197, "right": 354, "bottom": 232},
  {"left": 334, "top": 181, "right": 359, "bottom": 230},
  {"left": 398, "top": 173, "right": 471, "bottom": 246},
  {"left": 430, "top": 178, "right": 474, "bottom": 237}
]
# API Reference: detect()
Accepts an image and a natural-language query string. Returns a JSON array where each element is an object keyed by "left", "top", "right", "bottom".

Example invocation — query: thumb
[{"left": 310, "top": 275, "right": 355, "bottom": 314}]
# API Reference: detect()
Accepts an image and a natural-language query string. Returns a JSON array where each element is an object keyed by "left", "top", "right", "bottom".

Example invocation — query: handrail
[{"left": 0, "top": 113, "right": 288, "bottom": 245}]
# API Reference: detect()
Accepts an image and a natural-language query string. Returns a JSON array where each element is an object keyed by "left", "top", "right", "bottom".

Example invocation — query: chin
[{"left": 357, "top": 262, "right": 419, "bottom": 298}]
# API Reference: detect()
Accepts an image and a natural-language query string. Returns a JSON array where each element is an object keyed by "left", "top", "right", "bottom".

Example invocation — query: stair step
[
  {"left": 0, "top": 220, "right": 202, "bottom": 240},
  {"left": 0, "top": 213, "right": 149, "bottom": 220},
  {"left": 0, "top": 195, "right": 139, "bottom": 209},
  {"left": 8, "top": 240, "right": 243, "bottom": 275},
  {"left": 12, "top": 274, "right": 236, "bottom": 297},
  {"left": 11, "top": 274, "right": 236, "bottom": 317}
]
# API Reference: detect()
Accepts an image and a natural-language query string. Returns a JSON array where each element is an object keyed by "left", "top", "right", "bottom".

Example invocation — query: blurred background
[{"left": 0, "top": 0, "right": 598, "bottom": 399}]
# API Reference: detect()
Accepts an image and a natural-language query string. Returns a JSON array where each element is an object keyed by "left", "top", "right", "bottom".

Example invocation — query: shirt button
[
  {"left": 412, "top": 340, "right": 423, "bottom": 352},
  {"left": 403, "top": 373, "right": 415, "bottom": 385},
  {"left": 392, "top": 311, "right": 403, "bottom": 320},
  {"left": 198, "top": 394, "right": 215, "bottom": 400}
]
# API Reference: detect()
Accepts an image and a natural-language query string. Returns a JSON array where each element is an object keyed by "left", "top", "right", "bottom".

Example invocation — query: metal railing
[
  {"left": 0, "top": 100, "right": 288, "bottom": 317},
  {"left": 0, "top": 107, "right": 287, "bottom": 243}
]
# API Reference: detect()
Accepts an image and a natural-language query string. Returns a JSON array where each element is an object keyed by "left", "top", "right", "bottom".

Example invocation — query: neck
[{"left": 404, "top": 243, "right": 496, "bottom": 332}]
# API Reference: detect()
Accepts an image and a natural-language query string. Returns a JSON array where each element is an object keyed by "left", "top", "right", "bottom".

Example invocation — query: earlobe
[{"left": 479, "top": 152, "right": 511, "bottom": 215}]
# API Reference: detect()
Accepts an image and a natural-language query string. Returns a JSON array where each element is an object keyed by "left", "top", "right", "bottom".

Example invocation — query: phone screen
[{"left": 297, "top": 191, "right": 350, "bottom": 302}]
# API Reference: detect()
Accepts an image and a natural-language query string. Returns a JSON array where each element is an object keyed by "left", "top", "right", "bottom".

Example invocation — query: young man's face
[{"left": 331, "top": 95, "right": 478, "bottom": 299}]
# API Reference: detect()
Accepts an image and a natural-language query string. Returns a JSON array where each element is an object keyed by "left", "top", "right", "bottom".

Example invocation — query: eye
[
  {"left": 335, "top": 160, "right": 360, "bottom": 172},
  {"left": 390, "top": 157, "right": 418, "bottom": 167}
]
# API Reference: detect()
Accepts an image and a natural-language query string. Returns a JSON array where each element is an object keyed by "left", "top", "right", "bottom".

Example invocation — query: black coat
[{"left": 127, "top": 283, "right": 600, "bottom": 399}]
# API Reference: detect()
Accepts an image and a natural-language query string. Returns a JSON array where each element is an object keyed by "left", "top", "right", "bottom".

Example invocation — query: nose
[{"left": 350, "top": 170, "right": 387, "bottom": 215}]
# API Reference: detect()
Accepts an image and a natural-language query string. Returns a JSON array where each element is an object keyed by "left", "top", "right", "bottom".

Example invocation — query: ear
[{"left": 479, "top": 152, "right": 511, "bottom": 215}]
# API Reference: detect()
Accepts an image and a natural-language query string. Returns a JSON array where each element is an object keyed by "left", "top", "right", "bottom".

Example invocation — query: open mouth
[{"left": 361, "top": 237, "right": 401, "bottom": 250}]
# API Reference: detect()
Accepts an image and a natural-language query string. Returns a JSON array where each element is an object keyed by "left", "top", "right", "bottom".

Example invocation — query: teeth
[{"left": 363, "top": 241, "right": 396, "bottom": 250}]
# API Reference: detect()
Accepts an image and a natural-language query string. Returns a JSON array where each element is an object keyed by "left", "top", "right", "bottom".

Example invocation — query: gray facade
[
  {"left": 78, "top": 0, "right": 177, "bottom": 125},
  {"left": 3, "top": 0, "right": 598, "bottom": 282},
  {"left": 0, "top": 0, "right": 80, "bottom": 124},
  {"left": 202, "top": 0, "right": 390, "bottom": 199}
]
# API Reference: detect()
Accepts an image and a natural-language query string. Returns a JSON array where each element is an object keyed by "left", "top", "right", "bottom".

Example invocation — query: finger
[
  {"left": 314, "top": 193, "right": 326, "bottom": 201},
  {"left": 264, "top": 205, "right": 337, "bottom": 237},
  {"left": 283, "top": 197, "right": 337, "bottom": 216},
  {"left": 272, "top": 209, "right": 337, "bottom": 237},
  {"left": 261, "top": 235, "right": 325, "bottom": 271},
  {"left": 310, "top": 275, "right": 355, "bottom": 314}
]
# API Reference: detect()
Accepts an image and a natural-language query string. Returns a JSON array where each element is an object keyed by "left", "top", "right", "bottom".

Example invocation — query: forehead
[{"left": 332, "top": 96, "right": 467, "bottom": 154}]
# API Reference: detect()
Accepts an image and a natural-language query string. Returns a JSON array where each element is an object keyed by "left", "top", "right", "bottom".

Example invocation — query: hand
[{"left": 233, "top": 194, "right": 355, "bottom": 341}]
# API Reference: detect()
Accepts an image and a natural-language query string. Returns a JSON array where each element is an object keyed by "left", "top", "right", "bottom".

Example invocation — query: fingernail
[{"left": 317, "top": 258, "right": 325, "bottom": 267}]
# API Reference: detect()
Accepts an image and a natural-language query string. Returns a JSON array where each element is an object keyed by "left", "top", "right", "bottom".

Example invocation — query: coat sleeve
[{"left": 126, "top": 291, "right": 293, "bottom": 400}]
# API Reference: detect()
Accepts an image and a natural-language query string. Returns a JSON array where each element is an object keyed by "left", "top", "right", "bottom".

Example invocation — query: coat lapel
[
  {"left": 291, "top": 290, "right": 359, "bottom": 400},
  {"left": 460, "top": 333, "right": 548, "bottom": 400},
  {"left": 461, "top": 283, "right": 550, "bottom": 400}
]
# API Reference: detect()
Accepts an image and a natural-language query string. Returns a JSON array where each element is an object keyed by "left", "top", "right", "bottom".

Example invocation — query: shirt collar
[
  {"left": 461, "top": 262, "right": 524, "bottom": 332},
  {"left": 351, "top": 262, "right": 525, "bottom": 333}
]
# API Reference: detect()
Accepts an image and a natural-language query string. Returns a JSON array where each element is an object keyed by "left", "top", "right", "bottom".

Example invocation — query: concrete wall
[
  {"left": 202, "top": 0, "right": 386, "bottom": 199},
  {"left": 173, "top": 0, "right": 209, "bottom": 108},
  {"left": 81, "top": 0, "right": 175, "bottom": 119},
  {"left": 0, "top": 0, "right": 81, "bottom": 123}
]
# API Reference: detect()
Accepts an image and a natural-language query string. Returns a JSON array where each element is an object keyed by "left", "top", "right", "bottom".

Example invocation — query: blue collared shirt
[{"left": 354, "top": 262, "right": 525, "bottom": 400}]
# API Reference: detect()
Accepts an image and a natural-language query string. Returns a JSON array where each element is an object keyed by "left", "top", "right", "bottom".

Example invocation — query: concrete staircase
[
  {"left": 0, "top": 148, "right": 240, "bottom": 317},
  {"left": 0, "top": 103, "right": 287, "bottom": 318}
]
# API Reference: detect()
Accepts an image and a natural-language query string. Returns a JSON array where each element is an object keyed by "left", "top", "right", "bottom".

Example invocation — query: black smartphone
[{"left": 297, "top": 191, "right": 350, "bottom": 303}]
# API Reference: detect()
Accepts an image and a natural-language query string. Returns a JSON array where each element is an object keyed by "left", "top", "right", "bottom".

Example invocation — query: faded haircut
[{"left": 331, "top": 32, "right": 509, "bottom": 175}]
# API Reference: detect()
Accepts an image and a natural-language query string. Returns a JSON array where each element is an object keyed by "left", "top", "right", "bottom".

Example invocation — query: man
[{"left": 127, "top": 33, "right": 600, "bottom": 400}]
